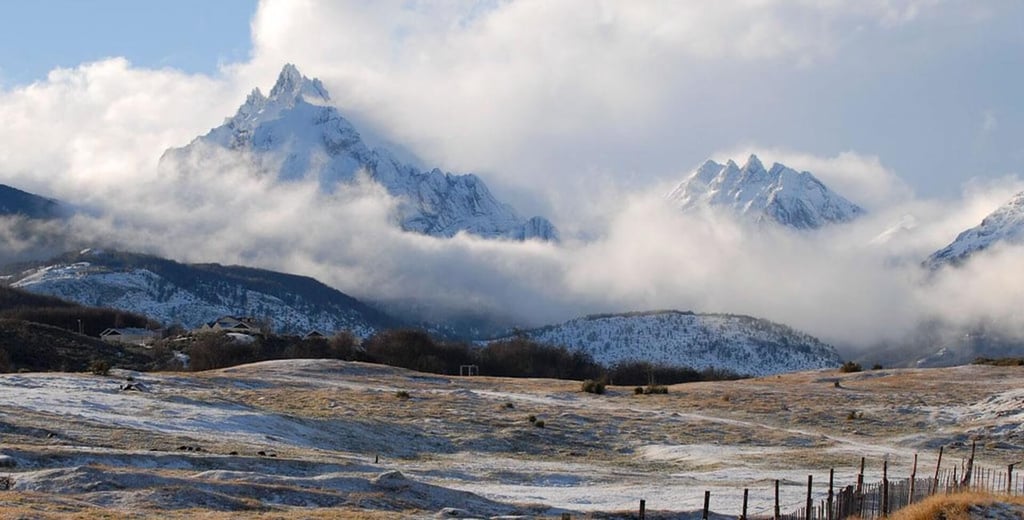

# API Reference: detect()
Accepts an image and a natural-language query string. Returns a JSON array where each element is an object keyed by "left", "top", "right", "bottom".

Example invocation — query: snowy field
[{"left": 0, "top": 360, "right": 1022, "bottom": 518}]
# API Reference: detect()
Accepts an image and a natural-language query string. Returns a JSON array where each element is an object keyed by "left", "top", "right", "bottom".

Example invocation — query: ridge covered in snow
[
  {"left": 925, "top": 191, "right": 1024, "bottom": 269},
  {"left": 667, "top": 155, "right": 865, "bottom": 230},
  {"left": 500, "top": 310, "right": 842, "bottom": 376},
  {"left": 7, "top": 250, "right": 398, "bottom": 337},
  {"left": 160, "top": 64, "right": 557, "bottom": 241}
]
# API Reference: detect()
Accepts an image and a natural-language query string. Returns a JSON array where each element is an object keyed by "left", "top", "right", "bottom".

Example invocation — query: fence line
[
  {"left": 762, "top": 443, "right": 1021, "bottom": 520},
  {"left": 614, "top": 443, "right": 1023, "bottom": 520}
]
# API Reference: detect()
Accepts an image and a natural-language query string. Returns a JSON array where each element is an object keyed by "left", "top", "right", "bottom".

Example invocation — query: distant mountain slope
[
  {"left": 502, "top": 310, "right": 841, "bottom": 376},
  {"left": 160, "top": 64, "right": 557, "bottom": 241},
  {"left": 925, "top": 191, "right": 1024, "bottom": 269},
  {"left": 5, "top": 250, "right": 399, "bottom": 336},
  {"left": 0, "top": 184, "right": 65, "bottom": 219},
  {"left": 667, "top": 155, "right": 864, "bottom": 229}
]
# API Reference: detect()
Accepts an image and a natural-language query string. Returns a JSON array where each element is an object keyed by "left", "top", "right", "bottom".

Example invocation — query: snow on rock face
[
  {"left": 160, "top": 64, "right": 557, "bottom": 242},
  {"left": 667, "top": 155, "right": 865, "bottom": 230},
  {"left": 9, "top": 250, "right": 394, "bottom": 337},
  {"left": 503, "top": 310, "right": 841, "bottom": 376},
  {"left": 924, "top": 191, "right": 1024, "bottom": 269}
]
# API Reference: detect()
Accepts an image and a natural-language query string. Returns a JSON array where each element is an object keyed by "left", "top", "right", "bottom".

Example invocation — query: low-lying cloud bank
[{"left": 9, "top": 141, "right": 1023, "bottom": 358}]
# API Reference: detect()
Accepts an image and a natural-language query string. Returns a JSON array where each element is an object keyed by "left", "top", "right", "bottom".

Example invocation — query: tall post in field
[
  {"left": 827, "top": 468, "right": 835, "bottom": 520},
  {"left": 806, "top": 475, "right": 813, "bottom": 520},
  {"left": 961, "top": 441, "right": 977, "bottom": 487},
  {"left": 932, "top": 446, "right": 944, "bottom": 495},
  {"left": 703, "top": 491, "right": 711, "bottom": 520},
  {"left": 857, "top": 457, "right": 865, "bottom": 516},
  {"left": 882, "top": 460, "right": 890, "bottom": 518},
  {"left": 910, "top": 453, "right": 918, "bottom": 503},
  {"left": 775, "top": 479, "right": 781, "bottom": 520},
  {"left": 742, "top": 488, "right": 749, "bottom": 520}
]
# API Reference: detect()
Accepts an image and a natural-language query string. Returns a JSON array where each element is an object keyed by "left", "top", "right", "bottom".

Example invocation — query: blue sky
[{"left": 0, "top": 0, "right": 255, "bottom": 86}]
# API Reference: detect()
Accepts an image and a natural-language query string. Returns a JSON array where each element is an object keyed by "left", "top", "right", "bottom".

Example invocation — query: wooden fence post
[
  {"left": 827, "top": 468, "right": 834, "bottom": 520},
  {"left": 1009, "top": 464, "right": 1015, "bottom": 495},
  {"left": 882, "top": 460, "right": 889, "bottom": 518},
  {"left": 932, "top": 447, "right": 944, "bottom": 495},
  {"left": 775, "top": 479, "right": 781, "bottom": 520},
  {"left": 858, "top": 457, "right": 866, "bottom": 493},
  {"left": 742, "top": 488, "right": 749, "bottom": 520},
  {"left": 857, "top": 457, "right": 865, "bottom": 516},
  {"left": 806, "top": 475, "right": 813, "bottom": 520},
  {"left": 703, "top": 491, "right": 711, "bottom": 520},
  {"left": 962, "top": 441, "right": 976, "bottom": 488},
  {"left": 639, "top": 499, "right": 646, "bottom": 520},
  {"left": 909, "top": 453, "right": 918, "bottom": 504}
]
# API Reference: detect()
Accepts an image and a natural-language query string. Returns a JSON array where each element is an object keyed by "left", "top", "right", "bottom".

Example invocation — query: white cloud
[{"left": 0, "top": 58, "right": 245, "bottom": 200}]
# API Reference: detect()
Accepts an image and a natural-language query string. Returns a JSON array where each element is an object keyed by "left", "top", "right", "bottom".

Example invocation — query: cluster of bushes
[
  {"left": 839, "top": 361, "right": 863, "bottom": 373},
  {"left": 359, "top": 331, "right": 604, "bottom": 381},
  {"left": 581, "top": 379, "right": 606, "bottom": 394},
  {"left": 605, "top": 360, "right": 743, "bottom": 386},
  {"left": 838, "top": 361, "right": 886, "bottom": 373},
  {"left": 973, "top": 357, "right": 1024, "bottom": 366},
  {"left": 183, "top": 331, "right": 358, "bottom": 371}
]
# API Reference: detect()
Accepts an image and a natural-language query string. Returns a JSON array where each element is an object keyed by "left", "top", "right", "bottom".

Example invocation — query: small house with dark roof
[{"left": 194, "top": 316, "right": 263, "bottom": 335}]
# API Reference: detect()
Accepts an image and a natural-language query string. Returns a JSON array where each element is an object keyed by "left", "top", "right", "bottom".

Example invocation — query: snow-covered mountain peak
[
  {"left": 219, "top": 65, "right": 336, "bottom": 148},
  {"left": 741, "top": 154, "right": 765, "bottom": 173},
  {"left": 925, "top": 190, "right": 1024, "bottom": 269},
  {"left": 244, "top": 88, "right": 267, "bottom": 108},
  {"left": 268, "top": 63, "right": 330, "bottom": 105},
  {"left": 161, "top": 64, "right": 557, "bottom": 241},
  {"left": 667, "top": 156, "right": 865, "bottom": 230}
]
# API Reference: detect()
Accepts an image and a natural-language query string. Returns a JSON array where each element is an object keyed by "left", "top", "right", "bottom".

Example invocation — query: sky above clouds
[
  {"left": 0, "top": 0, "right": 255, "bottom": 86},
  {"left": 1, "top": 0, "right": 1023, "bottom": 356}
]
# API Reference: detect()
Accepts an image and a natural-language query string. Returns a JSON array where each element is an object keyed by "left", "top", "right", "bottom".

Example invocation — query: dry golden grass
[
  {"left": 0, "top": 497, "right": 419, "bottom": 520},
  {"left": 2, "top": 361, "right": 1023, "bottom": 518},
  {"left": 886, "top": 492, "right": 1024, "bottom": 520}
]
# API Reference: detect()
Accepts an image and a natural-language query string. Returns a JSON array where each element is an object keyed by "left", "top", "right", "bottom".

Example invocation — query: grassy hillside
[
  {"left": 0, "top": 285, "right": 160, "bottom": 336},
  {"left": 0, "top": 286, "right": 164, "bottom": 373},
  {"left": 0, "top": 319, "right": 159, "bottom": 372}
]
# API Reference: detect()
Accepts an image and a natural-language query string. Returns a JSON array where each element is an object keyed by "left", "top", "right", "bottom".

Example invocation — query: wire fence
[
  {"left": 779, "top": 446, "right": 1023, "bottom": 520},
  {"left": 615, "top": 443, "right": 1023, "bottom": 520}
]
